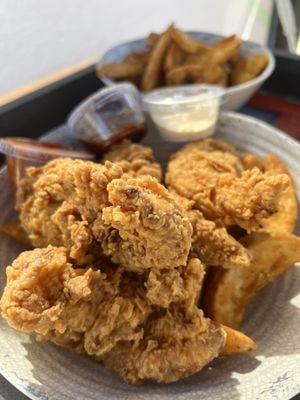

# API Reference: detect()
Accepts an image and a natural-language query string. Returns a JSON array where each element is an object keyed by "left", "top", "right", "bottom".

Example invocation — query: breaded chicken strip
[
  {"left": 189, "top": 209, "right": 251, "bottom": 268},
  {"left": 96, "top": 176, "right": 192, "bottom": 271},
  {"left": 17, "top": 159, "right": 192, "bottom": 270},
  {"left": 104, "top": 308, "right": 225, "bottom": 384},
  {"left": 145, "top": 258, "right": 205, "bottom": 309},
  {"left": 243, "top": 154, "right": 298, "bottom": 233},
  {"left": 0, "top": 246, "right": 226, "bottom": 384},
  {"left": 166, "top": 139, "right": 289, "bottom": 231},
  {"left": 171, "top": 192, "right": 251, "bottom": 268},
  {"left": 0, "top": 246, "right": 151, "bottom": 356},
  {"left": 102, "top": 140, "right": 162, "bottom": 181},
  {"left": 17, "top": 158, "right": 123, "bottom": 264}
]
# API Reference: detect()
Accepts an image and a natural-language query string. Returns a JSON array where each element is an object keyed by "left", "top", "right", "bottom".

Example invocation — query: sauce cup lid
[
  {"left": 0, "top": 137, "right": 94, "bottom": 162},
  {"left": 67, "top": 83, "right": 141, "bottom": 127},
  {"left": 142, "top": 84, "right": 225, "bottom": 110}
]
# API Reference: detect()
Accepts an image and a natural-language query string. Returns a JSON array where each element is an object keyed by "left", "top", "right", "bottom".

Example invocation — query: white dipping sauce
[
  {"left": 143, "top": 84, "right": 224, "bottom": 142},
  {"left": 151, "top": 97, "right": 219, "bottom": 141}
]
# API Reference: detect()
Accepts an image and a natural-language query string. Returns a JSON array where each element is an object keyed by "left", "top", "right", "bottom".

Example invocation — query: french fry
[
  {"left": 164, "top": 41, "right": 185, "bottom": 71},
  {"left": 203, "top": 231, "right": 300, "bottom": 328},
  {"left": 214, "top": 66, "right": 229, "bottom": 87},
  {"left": 99, "top": 25, "right": 263, "bottom": 90},
  {"left": 228, "top": 53, "right": 243, "bottom": 66},
  {"left": 147, "top": 32, "right": 161, "bottom": 48},
  {"left": 166, "top": 62, "right": 224, "bottom": 85},
  {"left": 230, "top": 54, "right": 269, "bottom": 85},
  {"left": 171, "top": 26, "right": 210, "bottom": 54},
  {"left": 141, "top": 25, "right": 173, "bottom": 91},
  {"left": 209, "top": 35, "right": 242, "bottom": 65},
  {"left": 97, "top": 62, "right": 143, "bottom": 80},
  {"left": 197, "top": 63, "right": 224, "bottom": 84},
  {"left": 166, "top": 64, "right": 204, "bottom": 85},
  {"left": 184, "top": 53, "right": 208, "bottom": 65},
  {"left": 219, "top": 324, "right": 257, "bottom": 356},
  {"left": 124, "top": 52, "right": 149, "bottom": 67}
]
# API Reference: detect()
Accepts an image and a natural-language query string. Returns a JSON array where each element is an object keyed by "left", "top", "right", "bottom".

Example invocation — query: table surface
[{"left": 0, "top": 103, "right": 300, "bottom": 400}]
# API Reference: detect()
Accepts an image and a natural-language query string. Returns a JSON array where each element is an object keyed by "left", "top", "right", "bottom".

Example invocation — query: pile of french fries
[{"left": 97, "top": 24, "right": 269, "bottom": 92}]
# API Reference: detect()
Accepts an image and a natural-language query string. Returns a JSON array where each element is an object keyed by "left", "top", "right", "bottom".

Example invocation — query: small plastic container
[
  {"left": 67, "top": 83, "right": 146, "bottom": 153},
  {"left": 0, "top": 137, "right": 94, "bottom": 189},
  {"left": 143, "top": 84, "right": 225, "bottom": 142}
]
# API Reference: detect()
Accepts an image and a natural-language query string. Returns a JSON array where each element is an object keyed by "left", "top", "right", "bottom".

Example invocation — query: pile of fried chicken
[{"left": 1, "top": 138, "right": 300, "bottom": 385}]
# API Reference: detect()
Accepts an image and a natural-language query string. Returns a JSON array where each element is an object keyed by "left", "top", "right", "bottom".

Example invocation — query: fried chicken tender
[
  {"left": 171, "top": 191, "right": 251, "bottom": 268},
  {"left": 17, "top": 158, "right": 123, "bottom": 264},
  {"left": 145, "top": 258, "right": 205, "bottom": 309},
  {"left": 243, "top": 154, "right": 298, "bottom": 233},
  {"left": 166, "top": 139, "right": 289, "bottom": 231},
  {"left": 102, "top": 140, "right": 162, "bottom": 181},
  {"left": 0, "top": 246, "right": 226, "bottom": 384},
  {"left": 0, "top": 246, "right": 150, "bottom": 356},
  {"left": 104, "top": 309, "right": 225, "bottom": 384},
  {"left": 189, "top": 209, "right": 251, "bottom": 268},
  {"left": 17, "top": 158, "right": 191, "bottom": 270},
  {"left": 95, "top": 176, "right": 192, "bottom": 271}
]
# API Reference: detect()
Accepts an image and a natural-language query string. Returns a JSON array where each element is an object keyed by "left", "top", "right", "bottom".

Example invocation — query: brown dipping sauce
[{"left": 80, "top": 122, "right": 147, "bottom": 154}]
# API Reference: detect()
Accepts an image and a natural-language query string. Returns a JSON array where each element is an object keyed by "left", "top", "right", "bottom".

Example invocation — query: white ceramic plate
[
  {"left": 97, "top": 32, "right": 275, "bottom": 111},
  {"left": 0, "top": 112, "right": 299, "bottom": 400}
]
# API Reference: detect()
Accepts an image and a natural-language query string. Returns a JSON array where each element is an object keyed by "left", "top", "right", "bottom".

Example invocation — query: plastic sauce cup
[
  {"left": 0, "top": 137, "right": 94, "bottom": 189},
  {"left": 142, "top": 84, "right": 225, "bottom": 142},
  {"left": 67, "top": 83, "right": 146, "bottom": 153}
]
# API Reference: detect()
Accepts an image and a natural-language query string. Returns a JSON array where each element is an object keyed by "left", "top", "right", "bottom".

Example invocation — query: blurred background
[
  {"left": 0, "top": 0, "right": 288, "bottom": 95},
  {"left": 0, "top": 0, "right": 299, "bottom": 138}
]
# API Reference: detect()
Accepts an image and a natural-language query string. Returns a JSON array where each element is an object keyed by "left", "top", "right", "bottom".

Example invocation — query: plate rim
[{"left": 0, "top": 111, "right": 299, "bottom": 400}]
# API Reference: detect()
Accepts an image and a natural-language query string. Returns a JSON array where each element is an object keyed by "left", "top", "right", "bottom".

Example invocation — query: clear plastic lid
[
  {"left": 67, "top": 83, "right": 146, "bottom": 153},
  {"left": 142, "top": 84, "right": 225, "bottom": 110},
  {"left": 68, "top": 83, "right": 141, "bottom": 125},
  {"left": 0, "top": 137, "right": 94, "bottom": 162},
  {"left": 0, "top": 137, "right": 95, "bottom": 190}
]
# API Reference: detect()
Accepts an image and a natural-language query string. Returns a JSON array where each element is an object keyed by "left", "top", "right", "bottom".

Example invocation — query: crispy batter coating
[
  {"left": 0, "top": 246, "right": 225, "bottom": 384},
  {"left": 243, "top": 154, "right": 298, "bottom": 233},
  {"left": 166, "top": 139, "right": 289, "bottom": 231},
  {"left": 0, "top": 246, "right": 150, "bottom": 356},
  {"left": 104, "top": 309, "right": 224, "bottom": 384},
  {"left": 102, "top": 140, "right": 162, "bottom": 181},
  {"left": 17, "top": 158, "right": 123, "bottom": 264},
  {"left": 17, "top": 158, "right": 191, "bottom": 270},
  {"left": 145, "top": 258, "right": 205, "bottom": 309},
  {"left": 171, "top": 191, "right": 251, "bottom": 268},
  {"left": 95, "top": 176, "right": 192, "bottom": 271},
  {"left": 189, "top": 209, "right": 251, "bottom": 269}
]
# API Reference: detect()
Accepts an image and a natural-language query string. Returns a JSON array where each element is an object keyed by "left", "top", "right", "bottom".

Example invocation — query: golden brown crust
[
  {"left": 189, "top": 209, "right": 251, "bottom": 269},
  {"left": 17, "top": 158, "right": 191, "bottom": 270},
  {"left": 167, "top": 139, "right": 289, "bottom": 231},
  {"left": 102, "top": 140, "right": 162, "bottom": 181},
  {"left": 17, "top": 158, "right": 123, "bottom": 265},
  {"left": 97, "top": 176, "right": 192, "bottom": 270},
  {"left": 243, "top": 154, "right": 298, "bottom": 233},
  {"left": 0, "top": 246, "right": 225, "bottom": 384}
]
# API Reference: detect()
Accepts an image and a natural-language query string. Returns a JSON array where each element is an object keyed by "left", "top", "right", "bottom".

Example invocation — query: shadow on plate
[{"left": 21, "top": 335, "right": 250, "bottom": 400}]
